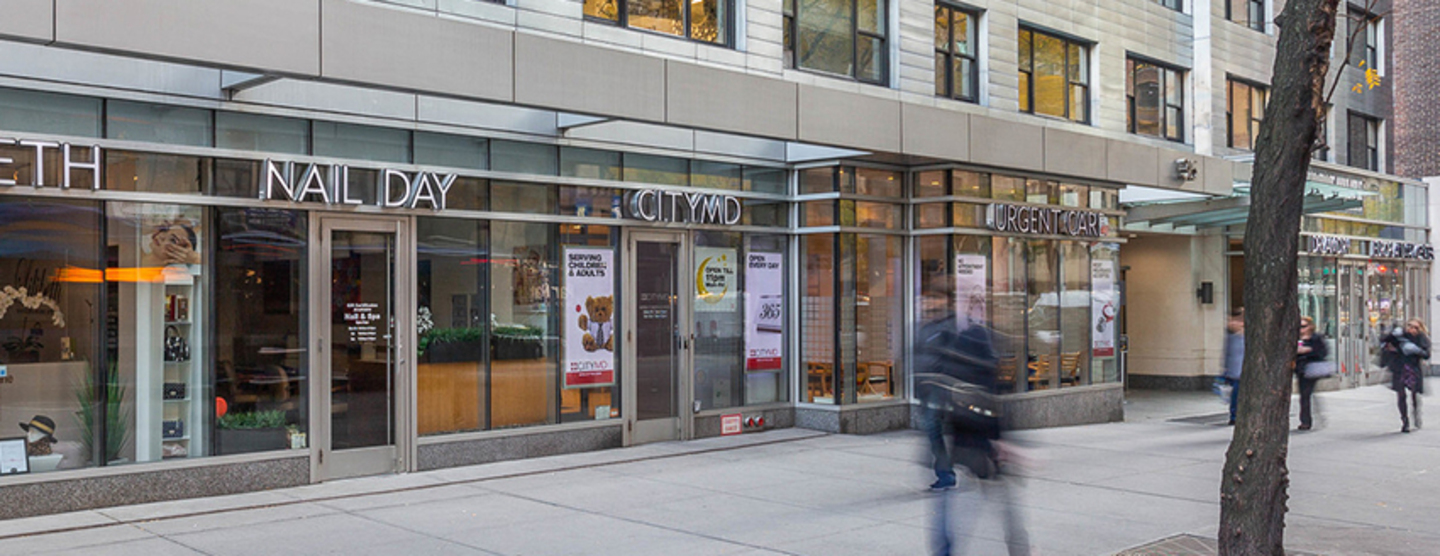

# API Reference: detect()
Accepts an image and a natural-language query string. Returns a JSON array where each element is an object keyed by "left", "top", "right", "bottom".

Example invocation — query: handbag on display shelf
[
  {"left": 164, "top": 325, "right": 191, "bottom": 362},
  {"left": 163, "top": 382, "right": 188, "bottom": 400},
  {"left": 162, "top": 420, "right": 185, "bottom": 439}
]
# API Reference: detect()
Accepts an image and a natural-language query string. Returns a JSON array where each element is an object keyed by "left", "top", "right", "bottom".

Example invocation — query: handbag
[
  {"left": 1303, "top": 360, "right": 1336, "bottom": 379},
  {"left": 163, "top": 382, "right": 188, "bottom": 400},
  {"left": 164, "top": 325, "right": 190, "bottom": 362},
  {"left": 916, "top": 372, "right": 999, "bottom": 429},
  {"left": 162, "top": 420, "right": 185, "bottom": 439}
]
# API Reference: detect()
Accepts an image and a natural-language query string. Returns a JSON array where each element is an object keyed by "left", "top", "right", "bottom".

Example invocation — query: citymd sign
[
  {"left": 985, "top": 203, "right": 1109, "bottom": 237},
  {"left": 626, "top": 189, "right": 742, "bottom": 225}
]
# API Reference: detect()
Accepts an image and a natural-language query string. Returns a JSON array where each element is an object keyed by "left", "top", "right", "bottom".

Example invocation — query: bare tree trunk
[{"left": 1219, "top": 0, "right": 1340, "bottom": 554}]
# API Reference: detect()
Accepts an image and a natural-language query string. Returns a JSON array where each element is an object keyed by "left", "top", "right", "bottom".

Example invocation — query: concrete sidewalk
[{"left": 1, "top": 385, "right": 1436, "bottom": 555}]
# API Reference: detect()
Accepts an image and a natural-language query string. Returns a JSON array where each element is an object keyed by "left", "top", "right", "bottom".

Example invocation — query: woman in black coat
[
  {"left": 1294, "top": 316, "right": 1329, "bottom": 431},
  {"left": 1383, "top": 319, "right": 1430, "bottom": 433}
]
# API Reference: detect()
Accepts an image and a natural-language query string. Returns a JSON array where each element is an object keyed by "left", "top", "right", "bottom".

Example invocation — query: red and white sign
[
  {"left": 1090, "top": 245, "right": 1117, "bottom": 358},
  {"left": 744, "top": 252, "right": 784, "bottom": 371},
  {"left": 563, "top": 247, "right": 615, "bottom": 388},
  {"left": 721, "top": 414, "right": 743, "bottom": 436}
]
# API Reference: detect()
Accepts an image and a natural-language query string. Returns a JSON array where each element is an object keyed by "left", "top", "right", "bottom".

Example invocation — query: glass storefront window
[
  {"left": 414, "top": 132, "right": 488, "bottom": 170},
  {"left": 492, "top": 141, "right": 558, "bottom": 175},
  {"left": 216, "top": 112, "right": 310, "bottom": 155},
  {"left": 106, "top": 151, "right": 210, "bottom": 195},
  {"left": 992, "top": 237, "right": 1027, "bottom": 394},
  {"left": 800, "top": 167, "right": 835, "bottom": 194},
  {"left": 106, "top": 202, "right": 210, "bottom": 463},
  {"left": 213, "top": 207, "right": 309, "bottom": 455},
  {"left": 313, "top": 122, "right": 411, "bottom": 164},
  {"left": 558, "top": 225, "right": 618, "bottom": 424},
  {"left": 492, "top": 181, "right": 557, "bottom": 214},
  {"left": 802, "top": 235, "right": 836, "bottom": 403},
  {"left": 992, "top": 175, "right": 1026, "bottom": 202},
  {"left": 560, "top": 147, "right": 620, "bottom": 180},
  {"left": 106, "top": 101, "right": 213, "bottom": 148},
  {"left": 855, "top": 234, "right": 901, "bottom": 402},
  {"left": 0, "top": 198, "right": 102, "bottom": 472},
  {"left": 953, "top": 170, "right": 989, "bottom": 198},
  {"left": 803, "top": 201, "right": 835, "bottom": 227},
  {"left": 1026, "top": 179, "right": 1058, "bottom": 204},
  {"left": 742, "top": 199, "right": 789, "bottom": 227},
  {"left": 918, "top": 203, "right": 948, "bottom": 228},
  {"left": 0, "top": 88, "right": 102, "bottom": 137},
  {"left": 559, "top": 186, "right": 623, "bottom": 218},
  {"left": 693, "top": 231, "right": 744, "bottom": 410},
  {"left": 1026, "top": 240, "right": 1059, "bottom": 390},
  {"left": 624, "top": 153, "right": 688, "bottom": 186},
  {"left": 855, "top": 202, "right": 901, "bottom": 229},
  {"left": 953, "top": 203, "right": 985, "bottom": 227},
  {"left": 214, "top": 159, "right": 260, "bottom": 199},
  {"left": 855, "top": 168, "right": 901, "bottom": 197},
  {"left": 417, "top": 217, "right": 488, "bottom": 435},
  {"left": 916, "top": 170, "right": 947, "bottom": 198},
  {"left": 490, "top": 221, "right": 559, "bottom": 428},
  {"left": 691, "top": 161, "right": 742, "bottom": 191},
  {"left": 1058, "top": 242, "right": 1090, "bottom": 387},
  {"left": 743, "top": 167, "right": 787, "bottom": 194},
  {"left": 447, "top": 177, "right": 489, "bottom": 212},
  {"left": 1089, "top": 243, "right": 1120, "bottom": 384},
  {"left": 1059, "top": 183, "right": 1088, "bottom": 208}
]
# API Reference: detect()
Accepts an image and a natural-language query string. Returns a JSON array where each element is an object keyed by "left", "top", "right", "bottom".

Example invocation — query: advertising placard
[
  {"left": 563, "top": 247, "right": 615, "bottom": 388},
  {"left": 744, "top": 252, "right": 784, "bottom": 371},
  {"left": 695, "top": 247, "right": 738, "bottom": 313},
  {"left": 954, "top": 254, "right": 988, "bottom": 328},
  {"left": 1090, "top": 247, "right": 1118, "bottom": 358}
]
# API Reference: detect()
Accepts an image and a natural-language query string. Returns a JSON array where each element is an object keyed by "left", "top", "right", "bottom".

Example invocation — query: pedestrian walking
[
  {"left": 1382, "top": 318, "right": 1429, "bottom": 433},
  {"left": 1221, "top": 308, "right": 1244, "bottom": 425},
  {"left": 914, "top": 287, "right": 1029, "bottom": 556},
  {"left": 1295, "top": 316, "right": 1330, "bottom": 431}
]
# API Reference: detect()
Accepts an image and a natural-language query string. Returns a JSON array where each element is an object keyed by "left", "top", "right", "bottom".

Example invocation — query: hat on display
[{"left": 20, "top": 415, "right": 57, "bottom": 443}]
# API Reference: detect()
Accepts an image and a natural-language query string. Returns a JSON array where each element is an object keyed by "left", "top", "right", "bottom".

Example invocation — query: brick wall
[{"left": 1394, "top": 0, "right": 1440, "bottom": 178}]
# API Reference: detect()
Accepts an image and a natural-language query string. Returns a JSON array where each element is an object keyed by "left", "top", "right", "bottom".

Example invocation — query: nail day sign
[{"left": 260, "top": 159, "right": 457, "bottom": 210}]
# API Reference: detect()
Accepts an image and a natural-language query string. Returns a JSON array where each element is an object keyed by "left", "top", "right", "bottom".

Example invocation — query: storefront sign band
[
  {"left": 1307, "top": 235, "right": 1351, "bottom": 256},
  {"left": 985, "top": 203, "right": 1108, "bottom": 237},
  {"left": 627, "top": 190, "right": 742, "bottom": 225},
  {"left": 1369, "top": 240, "right": 1435, "bottom": 260},
  {"left": 0, "top": 139, "right": 102, "bottom": 190},
  {"left": 261, "top": 160, "right": 456, "bottom": 210}
]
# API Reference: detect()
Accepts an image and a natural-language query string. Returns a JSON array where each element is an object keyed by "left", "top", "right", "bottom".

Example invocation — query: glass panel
[
  {"left": 414, "top": 132, "right": 488, "bottom": 170},
  {"left": 856, "top": 235, "right": 901, "bottom": 402},
  {"left": 0, "top": 88, "right": 102, "bottom": 137},
  {"left": 955, "top": 11, "right": 972, "bottom": 55},
  {"left": 628, "top": 0, "right": 685, "bottom": 37},
  {"left": 106, "top": 101, "right": 212, "bottom": 147},
  {"left": 916, "top": 236, "right": 949, "bottom": 323},
  {"left": 802, "top": 234, "right": 836, "bottom": 403},
  {"left": 916, "top": 170, "right": 947, "bottom": 198},
  {"left": 1059, "top": 183, "right": 1087, "bottom": 208},
  {"left": 560, "top": 147, "right": 621, "bottom": 180},
  {"left": 1032, "top": 32, "right": 1066, "bottom": 117},
  {"left": 800, "top": 167, "right": 836, "bottom": 193},
  {"left": 744, "top": 234, "right": 788, "bottom": 404},
  {"left": 558, "top": 186, "right": 624, "bottom": 218},
  {"left": 692, "top": 0, "right": 727, "bottom": 44},
  {"left": 953, "top": 170, "right": 988, "bottom": 198},
  {"left": 329, "top": 230, "right": 394, "bottom": 450},
  {"left": 105, "top": 151, "right": 209, "bottom": 195},
  {"left": 216, "top": 112, "right": 309, "bottom": 155},
  {"left": 855, "top": 168, "right": 901, "bottom": 197},
  {"left": 624, "top": 153, "right": 688, "bottom": 186},
  {"left": 1133, "top": 63, "right": 1161, "bottom": 137},
  {"left": 214, "top": 159, "right": 260, "bottom": 199},
  {"left": 1018, "top": 72, "right": 1030, "bottom": 112},
  {"left": 1026, "top": 179, "right": 1057, "bottom": 204},
  {"left": 585, "top": 0, "right": 619, "bottom": 20},
  {"left": 490, "top": 222, "right": 558, "bottom": 427},
  {"left": 446, "top": 177, "right": 489, "bottom": 212},
  {"left": 691, "top": 160, "right": 742, "bottom": 191},
  {"left": 743, "top": 167, "right": 787, "bottom": 194},
  {"left": 992, "top": 174, "right": 1025, "bottom": 202},
  {"left": 491, "top": 181, "right": 557, "bottom": 214},
  {"left": 803, "top": 201, "right": 835, "bottom": 226},
  {"left": 1166, "top": 106, "right": 1183, "bottom": 141},
  {"left": 213, "top": 208, "right": 308, "bottom": 455},
  {"left": 917, "top": 203, "right": 948, "bottom": 228},
  {"left": 1058, "top": 242, "right": 1090, "bottom": 387},
  {"left": 694, "top": 232, "right": 743, "bottom": 410},
  {"left": 1089, "top": 187, "right": 1118, "bottom": 210},
  {"left": 1070, "top": 84, "right": 1089, "bottom": 123},
  {"left": 1027, "top": 240, "right": 1059, "bottom": 390},
  {"left": 313, "top": 122, "right": 409, "bottom": 163},
  {"left": 796, "top": 0, "right": 855, "bottom": 76},
  {"left": 417, "top": 217, "right": 487, "bottom": 436},
  {"left": 635, "top": 241, "right": 679, "bottom": 419},
  {"left": 1089, "top": 242, "right": 1120, "bottom": 383},
  {"left": 491, "top": 140, "right": 558, "bottom": 175},
  {"left": 740, "top": 199, "right": 789, "bottom": 227},
  {"left": 857, "top": 36, "right": 885, "bottom": 83},
  {"left": 992, "top": 237, "right": 1025, "bottom": 394},
  {"left": 0, "top": 199, "right": 102, "bottom": 472},
  {"left": 935, "top": 52, "right": 950, "bottom": 96},
  {"left": 857, "top": 0, "right": 881, "bottom": 33},
  {"left": 1068, "top": 43, "right": 1087, "bottom": 84},
  {"left": 955, "top": 57, "right": 974, "bottom": 100},
  {"left": 855, "top": 202, "right": 901, "bottom": 229},
  {"left": 953, "top": 202, "right": 985, "bottom": 227},
  {"left": 559, "top": 225, "right": 618, "bottom": 423},
  {"left": 106, "top": 203, "right": 209, "bottom": 464},
  {"left": 934, "top": 6, "right": 950, "bottom": 50},
  {"left": 1018, "top": 30, "right": 1032, "bottom": 72}
]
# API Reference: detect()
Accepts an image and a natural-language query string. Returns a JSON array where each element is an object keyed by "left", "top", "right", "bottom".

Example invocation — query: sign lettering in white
[
  {"left": 627, "top": 190, "right": 742, "bottom": 225},
  {"left": 1368, "top": 240, "right": 1435, "bottom": 260},
  {"left": 0, "top": 138, "right": 101, "bottom": 190},
  {"left": 744, "top": 252, "right": 784, "bottom": 372},
  {"left": 261, "top": 159, "right": 456, "bottom": 210},
  {"left": 1307, "top": 235, "right": 1352, "bottom": 256},
  {"left": 985, "top": 204, "right": 1109, "bottom": 237}
]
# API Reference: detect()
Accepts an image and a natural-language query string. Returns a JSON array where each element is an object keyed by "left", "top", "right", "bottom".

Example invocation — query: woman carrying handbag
[
  {"left": 1294, "top": 316, "right": 1330, "bottom": 431},
  {"left": 1382, "top": 319, "right": 1430, "bottom": 433}
]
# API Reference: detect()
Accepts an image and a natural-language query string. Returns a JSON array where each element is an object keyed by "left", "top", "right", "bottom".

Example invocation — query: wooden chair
[
  {"left": 997, "top": 356, "right": 1019, "bottom": 390},
  {"left": 859, "top": 361, "right": 893, "bottom": 396},
  {"left": 1059, "top": 351, "right": 1084, "bottom": 385},
  {"left": 1027, "top": 355, "right": 1052, "bottom": 389}
]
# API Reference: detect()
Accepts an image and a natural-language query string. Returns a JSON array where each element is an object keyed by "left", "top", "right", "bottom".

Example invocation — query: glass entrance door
[
  {"left": 314, "top": 217, "right": 410, "bottom": 480},
  {"left": 626, "top": 231, "right": 689, "bottom": 444}
]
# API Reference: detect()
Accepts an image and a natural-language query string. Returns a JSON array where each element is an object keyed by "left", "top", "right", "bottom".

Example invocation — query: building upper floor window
[
  {"left": 584, "top": 0, "right": 731, "bottom": 45},
  {"left": 1018, "top": 27, "right": 1090, "bottom": 123},
  {"left": 1227, "top": 78, "right": 1266, "bottom": 150},
  {"left": 1152, "top": 0, "right": 1180, "bottom": 11},
  {"left": 1226, "top": 0, "right": 1264, "bottom": 32},
  {"left": 1347, "top": 7, "right": 1380, "bottom": 71},
  {"left": 785, "top": 0, "right": 888, "bottom": 84},
  {"left": 934, "top": 4, "right": 979, "bottom": 103},
  {"left": 1347, "top": 111, "right": 1380, "bottom": 171},
  {"left": 1126, "top": 58, "right": 1184, "bottom": 142}
]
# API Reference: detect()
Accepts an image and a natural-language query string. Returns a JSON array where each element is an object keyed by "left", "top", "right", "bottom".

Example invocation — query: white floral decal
[{"left": 0, "top": 286, "right": 66, "bottom": 328}]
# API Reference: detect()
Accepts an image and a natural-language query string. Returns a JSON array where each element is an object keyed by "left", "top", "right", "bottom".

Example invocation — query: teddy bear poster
[{"left": 562, "top": 247, "right": 616, "bottom": 388}]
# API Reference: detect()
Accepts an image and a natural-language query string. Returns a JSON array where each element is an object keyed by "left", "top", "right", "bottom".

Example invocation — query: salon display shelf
[
  {"left": 165, "top": 321, "right": 192, "bottom": 326},
  {"left": 161, "top": 435, "right": 190, "bottom": 442},
  {"left": 163, "top": 397, "right": 191, "bottom": 404}
]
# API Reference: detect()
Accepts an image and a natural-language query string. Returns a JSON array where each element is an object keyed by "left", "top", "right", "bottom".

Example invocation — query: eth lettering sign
[
  {"left": 1369, "top": 240, "right": 1435, "bottom": 261},
  {"left": 260, "top": 160, "right": 456, "bottom": 210},
  {"left": 985, "top": 204, "right": 1109, "bottom": 237},
  {"left": 1307, "top": 235, "right": 1351, "bottom": 256},
  {"left": 626, "top": 190, "right": 742, "bottom": 225},
  {"left": 0, "top": 138, "right": 102, "bottom": 189}
]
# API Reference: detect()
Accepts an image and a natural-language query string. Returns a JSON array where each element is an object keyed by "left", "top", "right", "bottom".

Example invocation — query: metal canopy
[{"left": 1125, "top": 193, "right": 1363, "bottom": 230}]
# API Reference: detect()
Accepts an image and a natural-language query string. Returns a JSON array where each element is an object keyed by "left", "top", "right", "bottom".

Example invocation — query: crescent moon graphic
[{"left": 695, "top": 257, "right": 729, "bottom": 304}]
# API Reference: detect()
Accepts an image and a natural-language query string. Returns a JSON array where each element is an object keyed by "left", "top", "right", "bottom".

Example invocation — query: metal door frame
[
  {"left": 622, "top": 228, "right": 692, "bottom": 445},
  {"left": 309, "top": 214, "right": 414, "bottom": 482}
]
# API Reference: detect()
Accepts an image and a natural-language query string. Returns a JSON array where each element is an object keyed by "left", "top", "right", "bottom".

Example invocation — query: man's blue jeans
[
  {"left": 924, "top": 404, "right": 956, "bottom": 483},
  {"left": 1224, "top": 377, "right": 1239, "bottom": 422}
]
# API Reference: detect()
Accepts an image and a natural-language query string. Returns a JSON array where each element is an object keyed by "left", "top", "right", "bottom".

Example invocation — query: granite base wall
[
  {"left": 795, "top": 402, "right": 911, "bottom": 434},
  {"left": 417, "top": 424, "right": 623, "bottom": 471},
  {"left": 909, "top": 384, "right": 1125, "bottom": 431},
  {"left": 1127, "top": 374, "right": 1212, "bottom": 391},
  {"left": 0, "top": 455, "right": 308, "bottom": 520},
  {"left": 693, "top": 407, "right": 795, "bottom": 439}
]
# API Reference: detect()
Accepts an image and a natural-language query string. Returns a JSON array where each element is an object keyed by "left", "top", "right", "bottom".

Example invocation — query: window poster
[
  {"left": 134, "top": 203, "right": 204, "bottom": 273},
  {"left": 563, "top": 247, "right": 615, "bottom": 388},
  {"left": 694, "top": 247, "right": 738, "bottom": 313},
  {"left": 954, "top": 254, "right": 987, "bottom": 328},
  {"left": 744, "top": 252, "right": 783, "bottom": 371},
  {"left": 1091, "top": 244, "right": 1118, "bottom": 358}
]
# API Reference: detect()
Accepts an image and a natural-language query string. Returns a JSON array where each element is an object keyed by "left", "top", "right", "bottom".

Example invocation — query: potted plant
[
  {"left": 418, "top": 326, "right": 486, "bottom": 363},
  {"left": 75, "top": 362, "right": 130, "bottom": 464},
  {"left": 215, "top": 409, "right": 289, "bottom": 454},
  {"left": 493, "top": 325, "right": 544, "bottom": 360}
]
